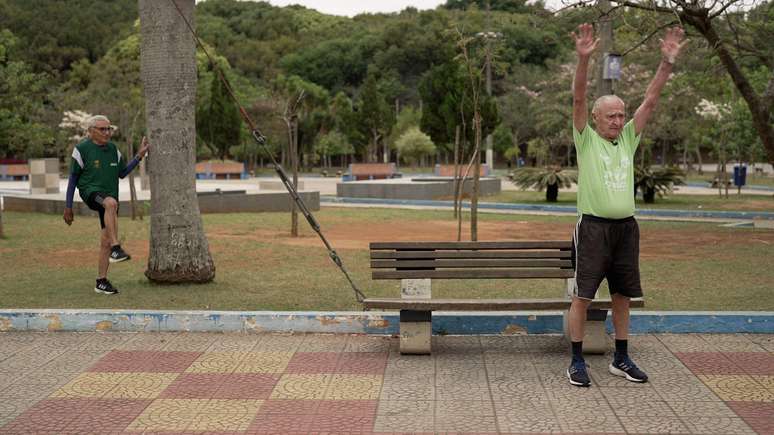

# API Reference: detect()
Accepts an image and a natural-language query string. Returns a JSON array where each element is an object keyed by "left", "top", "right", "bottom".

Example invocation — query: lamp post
[
  {"left": 476, "top": 30, "right": 503, "bottom": 171},
  {"left": 596, "top": 0, "right": 615, "bottom": 96}
]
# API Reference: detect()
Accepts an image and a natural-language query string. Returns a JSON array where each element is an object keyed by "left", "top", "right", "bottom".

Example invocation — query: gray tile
[
  {"left": 435, "top": 400, "right": 494, "bottom": 416},
  {"left": 494, "top": 399, "right": 561, "bottom": 433},
  {"left": 618, "top": 416, "right": 690, "bottom": 434},
  {"left": 434, "top": 414, "right": 498, "bottom": 432},
  {"left": 667, "top": 400, "right": 739, "bottom": 418},
  {"left": 376, "top": 400, "right": 433, "bottom": 416},
  {"left": 679, "top": 416, "right": 757, "bottom": 434},
  {"left": 373, "top": 414, "right": 434, "bottom": 432}
]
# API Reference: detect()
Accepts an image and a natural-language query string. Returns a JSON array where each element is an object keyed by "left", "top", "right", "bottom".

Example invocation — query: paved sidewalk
[{"left": 1, "top": 332, "right": 772, "bottom": 434}]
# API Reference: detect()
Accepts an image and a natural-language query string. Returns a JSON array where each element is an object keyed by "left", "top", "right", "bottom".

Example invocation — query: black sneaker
[
  {"left": 109, "top": 245, "right": 131, "bottom": 263},
  {"left": 609, "top": 355, "right": 648, "bottom": 383},
  {"left": 95, "top": 279, "right": 119, "bottom": 295},
  {"left": 567, "top": 359, "right": 591, "bottom": 387}
]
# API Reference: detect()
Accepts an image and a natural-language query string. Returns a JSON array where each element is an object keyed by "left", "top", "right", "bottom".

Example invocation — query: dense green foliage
[{"left": 0, "top": 0, "right": 770, "bottom": 170}]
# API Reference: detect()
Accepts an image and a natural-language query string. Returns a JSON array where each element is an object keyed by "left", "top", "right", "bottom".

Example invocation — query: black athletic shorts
[
  {"left": 570, "top": 214, "right": 643, "bottom": 300},
  {"left": 85, "top": 192, "right": 117, "bottom": 229}
]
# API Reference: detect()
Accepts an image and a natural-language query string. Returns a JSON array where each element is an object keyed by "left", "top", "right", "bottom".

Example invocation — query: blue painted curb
[
  {"left": 322, "top": 196, "right": 774, "bottom": 220},
  {"left": 0, "top": 310, "right": 771, "bottom": 334}
]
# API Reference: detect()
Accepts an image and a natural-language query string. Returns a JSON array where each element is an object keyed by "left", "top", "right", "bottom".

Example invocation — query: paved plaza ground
[{"left": 1, "top": 332, "right": 772, "bottom": 434}]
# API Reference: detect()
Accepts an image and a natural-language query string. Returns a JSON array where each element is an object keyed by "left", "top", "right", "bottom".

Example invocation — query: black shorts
[
  {"left": 571, "top": 214, "right": 643, "bottom": 300},
  {"left": 85, "top": 192, "right": 117, "bottom": 229}
]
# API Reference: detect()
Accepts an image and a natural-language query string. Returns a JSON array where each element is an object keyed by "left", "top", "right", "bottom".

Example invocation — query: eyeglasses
[{"left": 93, "top": 127, "right": 113, "bottom": 133}]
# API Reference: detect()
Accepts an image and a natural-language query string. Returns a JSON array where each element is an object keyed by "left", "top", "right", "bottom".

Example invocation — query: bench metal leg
[
  {"left": 563, "top": 308, "right": 610, "bottom": 355},
  {"left": 399, "top": 310, "right": 432, "bottom": 354}
]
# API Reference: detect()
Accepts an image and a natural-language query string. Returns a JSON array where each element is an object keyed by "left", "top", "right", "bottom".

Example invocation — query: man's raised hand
[
  {"left": 660, "top": 26, "right": 687, "bottom": 64},
  {"left": 571, "top": 23, "right": 599, "bottom": 58}
]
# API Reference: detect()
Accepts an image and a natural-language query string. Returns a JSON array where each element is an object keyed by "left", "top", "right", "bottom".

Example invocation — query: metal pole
[
  {"left": 484, "top": 1, "right": 494, "bottom": 170},
  {"left": 596, "top": 0, "right": 614, "bottom": 97}
]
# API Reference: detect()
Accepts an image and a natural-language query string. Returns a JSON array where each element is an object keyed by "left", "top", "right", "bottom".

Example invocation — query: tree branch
[
  {"left": 619, "top": 21, "right": 678, "bottom": 57},
  {"left": 709, "top": 0, "right": 743, "bottom": 20}
]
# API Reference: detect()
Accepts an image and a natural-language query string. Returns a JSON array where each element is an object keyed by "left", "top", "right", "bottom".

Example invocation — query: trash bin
[{"left": 733, "top": 164, "right": 747, "bottom": 187}]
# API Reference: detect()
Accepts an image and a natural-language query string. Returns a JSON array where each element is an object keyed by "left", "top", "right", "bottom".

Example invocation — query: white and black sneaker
[
  {"left": 609, "top": 355, "right": 648, "bottom": 383},
  {"left": 95, "top": 278, "right": 119, "bottom": 295},
  {"left": 567, "top": 358, "right": 591, "bottom": 387},
  {"left": 109, "top": 245, "right": 131, "bottom": 263}
]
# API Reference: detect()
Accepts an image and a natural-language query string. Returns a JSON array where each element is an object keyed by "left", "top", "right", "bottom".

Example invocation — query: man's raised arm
[
  {"left": 633, "top": 26, "right": 687, "bottom": 135},
  {"left": 571, "top": 23, "right": 598, "bottom": 133}
]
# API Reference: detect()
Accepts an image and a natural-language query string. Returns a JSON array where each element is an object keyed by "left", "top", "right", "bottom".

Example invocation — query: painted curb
[
  {"left": 321, "top": 196, "right": 774, "bottom": 221},
  {"left": 0, "top": 310, "right": 771, "bottom": 334}
]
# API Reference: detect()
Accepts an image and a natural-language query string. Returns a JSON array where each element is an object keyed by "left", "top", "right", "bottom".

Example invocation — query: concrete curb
[
  {"left": 322, "top": 197, "right": 774, "bottom": 221},
  {"left": 1, "top": 309, "right": 771, "bottom": 334}
]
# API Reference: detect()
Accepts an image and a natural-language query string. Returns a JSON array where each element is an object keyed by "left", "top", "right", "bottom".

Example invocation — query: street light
[{"left": 475, "top": 31, "right": 503, "bottom": 170}]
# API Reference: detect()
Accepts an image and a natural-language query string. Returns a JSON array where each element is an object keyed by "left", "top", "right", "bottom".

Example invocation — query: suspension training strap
[{"left": 167, "top": 0, "right": 367, "bottom": 303}]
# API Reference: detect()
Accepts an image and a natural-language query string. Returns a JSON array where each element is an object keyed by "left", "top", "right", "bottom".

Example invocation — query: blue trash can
[{"left": 733, "top": 165, "right": 747, "bottom": 187}]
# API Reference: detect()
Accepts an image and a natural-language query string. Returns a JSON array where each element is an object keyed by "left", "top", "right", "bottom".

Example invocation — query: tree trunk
[
  {"left": 546, "top": 183, "right": 559, "bottom": 202},
  {"left": 681, "top": 11, "right": 774, "bottom": 166},
  {"left": 0, "top": 196, "right": 4, "bottom": 238},
  {"left": 643, "top": 186, "right": 655, "bottom": 204},
  {"left": 291, "top": 118, "right": 299, "bottom": 237},
  {"left": 139, "top": 0, "right": 215, "bottom": 283},
  {"left": 471, "top": 113, "right": 481, "bottom": 242},
  {"left": 453, "top": 125, "right": 461, "bottom": 219}
]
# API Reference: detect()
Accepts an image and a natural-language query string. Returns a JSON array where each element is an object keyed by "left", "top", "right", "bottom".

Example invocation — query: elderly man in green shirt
[
  {"left": 566, "top": 24, "right": 686, "bottom": 387},
  {"left": 63, "top": 115, "right": 150, "bottom": 295}
]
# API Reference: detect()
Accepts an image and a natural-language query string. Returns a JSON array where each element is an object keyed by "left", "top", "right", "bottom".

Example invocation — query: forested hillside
[{"left": 0, "top": 0, "right": 770, "bottom": 169}]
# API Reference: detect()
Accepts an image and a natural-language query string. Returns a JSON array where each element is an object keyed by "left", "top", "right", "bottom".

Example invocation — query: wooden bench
[
  {"left": 195, "top": 161, "right": 247, "bottom": 180},
  {"left": 343, "top": 163, "right": 401, "bottom": 181},
  {"left": 364, "top": 241, "right": 644, "bottom": 354},
  {"left": 0, "top": 164, "right": 30, "bottom": 181}
]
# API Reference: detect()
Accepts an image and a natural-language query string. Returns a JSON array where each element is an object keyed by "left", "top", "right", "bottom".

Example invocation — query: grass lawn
[
  {"left": 486, "top": 190, "right": 774, "bottom": 212},
  {"left": 1, "top": 208, "right": 773, "bottom": 312}
]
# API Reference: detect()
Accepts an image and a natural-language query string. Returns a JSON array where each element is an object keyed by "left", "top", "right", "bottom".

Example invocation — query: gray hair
[
  {"left": 591, "top": 95, "right": 625, "bottom": 115},
  {"left": 86, "top": 115, "right": 110, "bottom": 129}
]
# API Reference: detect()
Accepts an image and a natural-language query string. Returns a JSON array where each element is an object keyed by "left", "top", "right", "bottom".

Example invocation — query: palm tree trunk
[{"left": 139, "top": 0, "right": 215, "bottom": 282}]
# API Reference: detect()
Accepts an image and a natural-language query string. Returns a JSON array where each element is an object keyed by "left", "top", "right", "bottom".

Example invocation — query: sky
[{"left": 266, "top": 0, "right": 447, "bottom": 17}]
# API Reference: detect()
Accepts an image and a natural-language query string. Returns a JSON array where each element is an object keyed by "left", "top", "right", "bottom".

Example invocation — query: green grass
[
  {"left": 684, "top": 173, "right": 774, "bottom": 187},
  {"left": 1, "top": 209, "right": 773, "bottom": 312},
  {"left": 485, "top": 190, "right": 774, "bottom": 212}
]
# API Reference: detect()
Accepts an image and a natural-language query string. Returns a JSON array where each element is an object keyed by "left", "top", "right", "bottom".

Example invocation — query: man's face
[
  {"left": 89, "top": 119, "right": 113, "bottom": 145},
  {"left": 592, "top": 99, "right": 625, "bottom": 142}
]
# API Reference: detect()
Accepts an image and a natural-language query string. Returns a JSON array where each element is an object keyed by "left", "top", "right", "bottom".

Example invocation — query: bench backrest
[
  {"left": 349, "top": 163, "right": 396, "bottom": 180},
  {"left": 370, "top": 241, "right": 574, "bottom": 280},
  {"left": 195, "top": 162, "right": 244, "bottom": 174}
]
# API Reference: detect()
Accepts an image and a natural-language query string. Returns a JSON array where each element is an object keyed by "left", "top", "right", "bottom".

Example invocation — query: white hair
[
  {"left": 591, "top": 95, "right": 625, "bottom": 115},
  {"left": 86, "top": 115, "right": 110, "bottom": 129}
]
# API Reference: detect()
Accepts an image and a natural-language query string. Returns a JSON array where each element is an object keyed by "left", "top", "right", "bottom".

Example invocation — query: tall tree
[
  {"left": 611, "top": 0, "right": 774, "bottom": 165},
  {"left": 356, "top": 70, "right": 394, "bottom": 162},
  {"left": 197, "top": 67, "right": 241, "bottom": 160},
  {"left": 139, "top": 0, "right": 215, "bottom": 282}
]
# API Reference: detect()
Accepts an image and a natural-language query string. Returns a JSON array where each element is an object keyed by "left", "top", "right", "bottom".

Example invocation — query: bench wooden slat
[
  {"left": 363, "top": 297, "right": 645, "bottom": 311},
  {"left": 370, "top": 241, "right": 572, "bottom": 250},
  {"left": 372, "top": 269, "right": 575, "bottom": 280},
  {"left": 371, "top": 259, "right": 572, "bottom": 269},
  {"left": 371, "top": 250, "right": 572, "bottom": 259}
]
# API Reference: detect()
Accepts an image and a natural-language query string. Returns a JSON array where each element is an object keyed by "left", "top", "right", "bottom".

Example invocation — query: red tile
[
  {"left": 64, "top": 399, "right": 152, "bottom": 432},
  {"left": 674, "top": 352, "right": 743, "bottom": 374},
  {"left": 285, "top": 352, "right": 340, "bottom": 374},
  {"left": 335, "top": 353, "right": 388, "bottom": 374},
  {"left": 316, "top": 400, "right": 378, "bottom": 416},
  {"left": 159, "top": 373, "right": 227, "bottom": 399},
  {"left": 1, "top": 398, "right": 92, "bottom": 433},
  {"left": 247, "top": 413, "right": 315, "bottom": 433},
  {"left": 725, "top": 352, "right": 774, "bottom": 375},
  {"left": 213, "top": 373, "right": 281, "bottom": 399},
  {"left": 89, "top": 351, "right": 201, "bottom": 372},
  {"left": 307, "top": 414, "right": 375, "bottom": 432},
  {"left": 727, "top": 401, "right": 774, "bottom": 435},
  {"left": 257, "top": 399, "right": 322, "bottom": 415}
]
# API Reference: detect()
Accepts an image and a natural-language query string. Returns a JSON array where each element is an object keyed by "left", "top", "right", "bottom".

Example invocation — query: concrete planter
[{"left": 29, "top": 158, "right": 60, "bottom": 194}]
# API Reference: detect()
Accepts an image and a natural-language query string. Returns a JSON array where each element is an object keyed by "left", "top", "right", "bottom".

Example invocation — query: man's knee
[
  {"left": 103, "top": 197, "right": 118, "bottom": 210},
  {"left": 571, "top": 296, "right": 592, "bottom": 310}
]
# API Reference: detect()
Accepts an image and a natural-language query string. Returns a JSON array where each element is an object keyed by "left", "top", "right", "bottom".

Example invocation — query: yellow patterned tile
[
  {"left": 270, "top": 374, "right": 331, "bottom": 399},
  {"left": 126, "top": 399, "right": 207, "bottom": 431},
  {"left": 752, "top": 375, "right": 774, "bottom": 391},
  {"left": 50, "top": 372, "right": 128, "bottom": 398},
  {"left": 105, "top": 373, "right": 179, "bottom": 399},
  {"left": 324, "top": 374, "right": 383, "bottom": 400},
  {"left": 234, "top": 351, "right": 294, "bottom": 373},
  {"left": 186, "top": 352, "right": 250, "bottom": 373},
  {"left": 188, "top": 399, "right": 263, "bottom": 431},
  {"left": 699, "top": 375, "right": 774, "bottom": 402}
]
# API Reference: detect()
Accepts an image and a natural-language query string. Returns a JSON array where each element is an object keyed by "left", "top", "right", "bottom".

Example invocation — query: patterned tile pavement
[{"left": 0, "top": 332, "right": 772, "bottom": 434}]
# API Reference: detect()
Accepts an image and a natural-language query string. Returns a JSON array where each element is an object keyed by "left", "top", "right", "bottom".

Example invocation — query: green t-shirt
[
  {"left": 70, "top": 138, "right": 126, "bottom": 202},
  {"left": 573, "top": 120, "right": 641, "bottom": 219}
]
